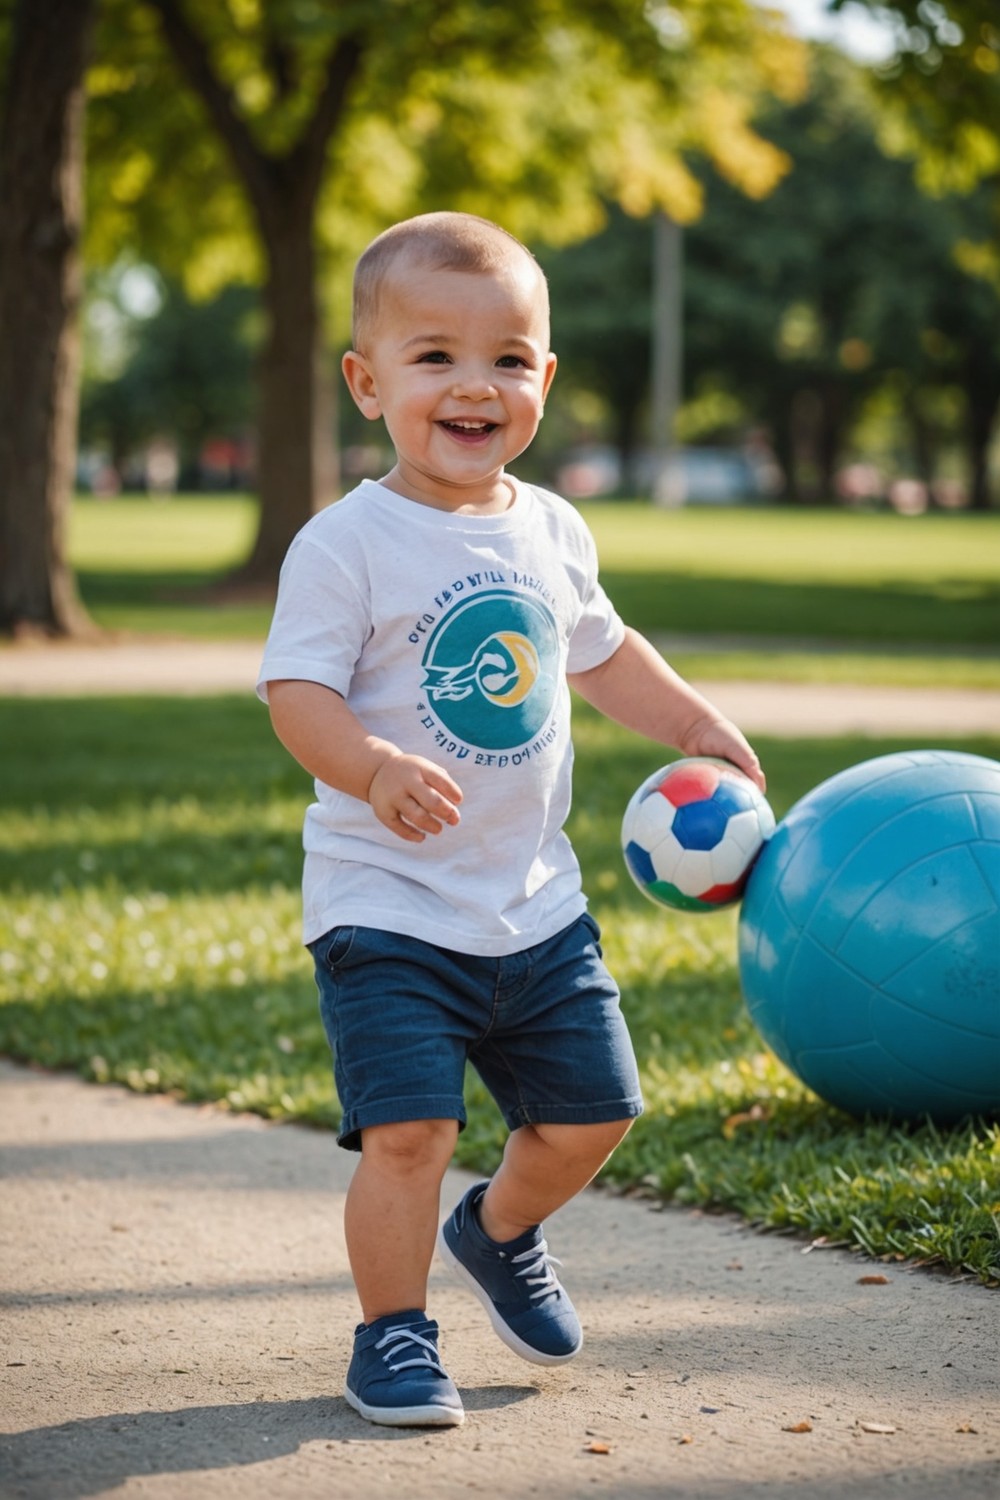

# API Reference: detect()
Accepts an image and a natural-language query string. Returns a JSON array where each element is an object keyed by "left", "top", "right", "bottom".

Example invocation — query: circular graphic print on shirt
[{"left": 419, "top": 590, "right": 559, "bottom": 750}]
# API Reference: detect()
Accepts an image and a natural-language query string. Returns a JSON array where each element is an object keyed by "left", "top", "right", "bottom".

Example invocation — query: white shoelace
[
  {"left": 376, "top": 1324, "right": 444, "bottom": 1374},
  {"left": 509, "top": 1239, "right": 563, "bottom": 1304}
]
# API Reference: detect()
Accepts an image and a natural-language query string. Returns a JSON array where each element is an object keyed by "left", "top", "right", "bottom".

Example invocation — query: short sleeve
[
  {"left": 256, "top": 531, "right": 370, "bottom": 703},
  {"left": 563, "top": 515, "right": 626, "bottom": 674}
]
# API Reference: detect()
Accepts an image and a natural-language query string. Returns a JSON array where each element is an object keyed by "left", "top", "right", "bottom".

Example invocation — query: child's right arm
[{"left": 266, "top": 679, "right": 463, "bottom": 844}]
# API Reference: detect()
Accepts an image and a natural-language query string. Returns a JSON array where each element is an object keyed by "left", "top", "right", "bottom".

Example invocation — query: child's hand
[
  {"left": 684, "top": 715, "right": 767, "bottom": 794},
  {"left": 368, "top": 753, "right": 463, "bottom": 842}
]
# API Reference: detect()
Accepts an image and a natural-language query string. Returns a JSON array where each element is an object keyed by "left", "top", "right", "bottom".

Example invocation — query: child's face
[{"left": 343, "top": 257, "right": 557, "bottom": 512}]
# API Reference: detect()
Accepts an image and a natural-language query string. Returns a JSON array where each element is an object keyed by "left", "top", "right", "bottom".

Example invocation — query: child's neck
[{"left": 379, "top": 466, "right": 517, "bottom": 515}]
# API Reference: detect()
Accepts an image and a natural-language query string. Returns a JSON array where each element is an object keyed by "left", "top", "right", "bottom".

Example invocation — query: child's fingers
[
  {"left": 421, "top": 763, "right": 463, "bottom": 809},
  {"left": 734, "top": 747, "right": 766, "bottom": 793},
  {"left": 386, "top": 815, "right": 427, "bottom": 843},
  {"left": 368, "top": 755, "right": 463, "bottom": 838},
  {"left": 401, "top": 789, "right": 458, "bottom": 835}
]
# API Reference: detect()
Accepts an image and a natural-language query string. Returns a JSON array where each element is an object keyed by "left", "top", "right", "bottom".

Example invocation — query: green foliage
[
  {"left": 543, "top": 46, "right": 1000, "bottom": 504},
  {"left": 840, "top": 0, "right": 1000, "bottom": 192},
  {"left": 1, "top": 695, "right": 998, "bottom": 1281},
  {"left": 85, "top": 0, "right": 805, "bottom": 302},
  {"left": 81, "top": 273, "right": 261, "bottom": 469},
  {"left": 683, "top": 45, "right": 1000, "bottom": 502}
]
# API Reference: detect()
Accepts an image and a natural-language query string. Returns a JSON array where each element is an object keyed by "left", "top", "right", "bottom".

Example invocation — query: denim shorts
[{"left": 309, "top": 912, "right": 643, "bottom": 1151}]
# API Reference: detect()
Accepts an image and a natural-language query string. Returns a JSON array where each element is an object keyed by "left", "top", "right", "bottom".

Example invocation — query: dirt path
[
  {"left": 1, "top": 1061, "right": 998, "bottom": 1500},
  {"left": 1, "top": 637, "right": 997, "bottom": 736}
]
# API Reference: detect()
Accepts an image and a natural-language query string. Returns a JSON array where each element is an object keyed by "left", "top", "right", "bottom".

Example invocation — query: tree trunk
[
  {"left": 235, "top": 217, "right": 322, "bottom": 586},
  {"left": 146, "top": 3, "right": 365, "bottom": 594},
  {"left": 314, "top": 354, "right": 342, "bottom": 507},
  {"left": 613, "top": 397, "right": 643, "bottom": 496},
  {"left": 910, "top": 398, "right": 936, "bottom": 490},
  {"left": 815, "top": 381, "right": 847, "bottom": 504},
  {"left": 965, "top": 387, "right": 998, "bottom": 512},
  {"left": 766, "top": 400, "right": 799, "bottom": 502},
  {"left": 0, "top": 0, "right": 96, "bottom": 637}
]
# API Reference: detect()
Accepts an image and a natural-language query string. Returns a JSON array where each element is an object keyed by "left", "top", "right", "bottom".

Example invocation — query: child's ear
[
  {"left": 341, "top": 350, "right": 381, "bottom": 420},
  {"left": 541, "top": 351, "right": 558, "bottom": 403}
]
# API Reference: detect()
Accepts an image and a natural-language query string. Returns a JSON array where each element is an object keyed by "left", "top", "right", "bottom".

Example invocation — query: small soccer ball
[{"left": 621, "top": 757, "right": 776, "bottom": 912}]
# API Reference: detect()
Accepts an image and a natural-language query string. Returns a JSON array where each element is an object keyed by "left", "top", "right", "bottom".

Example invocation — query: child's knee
[
  {"left": 537, "top": 1116, "right": 634, "bottom": 1163},
  {"left": 583, "top": 1116, "right": 634, "bottom": 1157},
  {"left": 360, "top": 1117, "right": 458, "bottom": 1175}
]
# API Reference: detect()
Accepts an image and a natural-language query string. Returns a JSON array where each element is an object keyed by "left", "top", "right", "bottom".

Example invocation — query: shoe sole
[
  {"left": 436, "top": 1224, "right": 583, "bottom": 1367},
  {"left": 344, "top": 1383, "right": 464, "bottom": 1427}
]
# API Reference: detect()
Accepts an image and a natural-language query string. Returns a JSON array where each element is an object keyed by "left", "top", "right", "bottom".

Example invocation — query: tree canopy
[
  {"left": 81, "top": 0, "right": 807, "bottom": 583},
  {"left": 544, "top": 44, "right": 1000, "bottom": 508},
  {"left": 835, "top": 0, "right": 1000, "bottom": 195}
]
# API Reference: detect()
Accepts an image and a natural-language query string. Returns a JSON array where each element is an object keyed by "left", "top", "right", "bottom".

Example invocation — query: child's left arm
[{"left": 569, "top": 627, "right": 766, "bottom": 792}]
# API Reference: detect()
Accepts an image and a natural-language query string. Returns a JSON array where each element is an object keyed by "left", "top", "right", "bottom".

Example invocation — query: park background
[{"left": 0, "top": 1, "right": 998, "bottom": 1284}]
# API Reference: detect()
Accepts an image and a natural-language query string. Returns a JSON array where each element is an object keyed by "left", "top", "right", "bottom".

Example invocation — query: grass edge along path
[
  {"left": 58, "top": 495, "right": 1000, "bottom": 687},
  {"left": 1, "top": 694, "right": 998, "bottom": 1285}
]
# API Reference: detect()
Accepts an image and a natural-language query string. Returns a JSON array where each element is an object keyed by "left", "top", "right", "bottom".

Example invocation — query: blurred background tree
[
  {"left": 82, "top": 0, "right": 801, "bottom": 592},
  {"left": 542, "top": 31, "right": 1000, "bottom": 511},
  {"left": 838, "top": 0, "right": 1000, "bottom": 194},
  {"left": 3, "top": 0, "right": 999, "bottom": 639},
  {"left": 0, "top": 0, "right": 96, "bottom": 637},
  {"left": 80, "top": 270, "right": 259, "bottom": 486}
]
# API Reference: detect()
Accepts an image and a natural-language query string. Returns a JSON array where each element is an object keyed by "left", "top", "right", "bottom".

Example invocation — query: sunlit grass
[
  {"left": 54, "top": 496, "right": 1000, "bottom": 685},
  {"left": 580, "top": 501, "right": 1000, "bottom": 584},
  {"left": 1, "top": 694, "right": 998, "bottom": 1282},
  {"left": 664, "top": 649, "right": 1000, "bottom": 689},
  {"left": 68, "top": 494, "right": 259, "bottom": 572}
]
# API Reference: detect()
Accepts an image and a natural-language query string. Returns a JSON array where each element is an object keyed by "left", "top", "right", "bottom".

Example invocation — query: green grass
[
  {"left": 53, "top": 495, "right": 1000, "bottom": 687},
  {"left": 1, "top": 695, "right": 998, "bottom": 1284},
  {"left": 580, "top": 501, "right": 1000, "bottom": 650},
  {"left": 66, "top": 494, "right": 265, "bottom": 639}
]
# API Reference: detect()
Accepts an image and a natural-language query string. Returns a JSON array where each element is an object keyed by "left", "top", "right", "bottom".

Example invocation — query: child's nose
[{"left": 451, "top": 369, "right": 498, "bottom": 399}]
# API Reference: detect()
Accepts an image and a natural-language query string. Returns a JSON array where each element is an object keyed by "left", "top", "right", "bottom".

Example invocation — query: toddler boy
[{"left": 258, "top": 211, "right": 764, "bottom": 1428}]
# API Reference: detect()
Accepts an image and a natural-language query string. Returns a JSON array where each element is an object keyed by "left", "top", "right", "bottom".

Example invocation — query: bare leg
[
  {"left": 477, "top": 1118, "right": 633, "bottom": 1244},
  {"left": 345, "top": 1118, "right": 459, "bottom": 1324}
]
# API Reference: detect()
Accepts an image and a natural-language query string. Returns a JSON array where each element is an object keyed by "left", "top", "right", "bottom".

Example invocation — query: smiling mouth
[{"left": 440, "top": 419, "right": 498, "bottom": 437}]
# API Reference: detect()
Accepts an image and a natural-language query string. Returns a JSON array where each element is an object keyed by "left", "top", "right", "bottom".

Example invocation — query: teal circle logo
[{"left": 420, "top": 590, "right": 559, "bottom": 750}]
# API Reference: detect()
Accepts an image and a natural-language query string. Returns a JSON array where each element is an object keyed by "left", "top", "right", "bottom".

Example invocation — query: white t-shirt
[{"left": 257, "top": 477, "right": 625, "bottom": 955}]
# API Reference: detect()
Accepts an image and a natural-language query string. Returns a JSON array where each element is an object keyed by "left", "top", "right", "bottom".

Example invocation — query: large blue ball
[{"left": 738, "top": 750, "right": 1000, "bottom": 1122}]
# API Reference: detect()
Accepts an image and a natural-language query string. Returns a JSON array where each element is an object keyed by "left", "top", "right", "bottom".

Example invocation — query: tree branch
[
  {"left": 144, "top": 0, "right": 366, "bottom": 227},
  {"left": 291, "top": 31, "right": 366, "bottom": 212},
  {"left": 144, "top": 0, "right": 276, "bottom": 225}
]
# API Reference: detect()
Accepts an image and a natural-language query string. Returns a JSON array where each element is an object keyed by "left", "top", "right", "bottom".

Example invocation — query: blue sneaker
[
  {"left": 437, "top": 1182, "right": 583, "bottom": 1366},
  {"left": 344, "top": 1310, "right": 464, "bottom": 1427}
]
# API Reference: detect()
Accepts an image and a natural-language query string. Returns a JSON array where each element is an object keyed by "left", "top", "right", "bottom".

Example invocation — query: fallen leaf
[
  {"left": 782, "top": 1420, "right": 813, "bottom": 1433},
  {"left": 583, "top": 1440, "right": 612, "bottom": 1454},
  {"left": 859, "top": 1421, "right": 896, "bottom": 1434},
  {"left": 722, "top": 1103, "right": 771, "bottom": 1138},
  {"left": 857, "top": 1274, "right": 890, "bottom": 1285}
]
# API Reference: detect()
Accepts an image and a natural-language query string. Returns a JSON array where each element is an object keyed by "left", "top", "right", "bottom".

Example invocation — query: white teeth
[{"left": 447, "top": 420, "right": 489, "bottom": 430}]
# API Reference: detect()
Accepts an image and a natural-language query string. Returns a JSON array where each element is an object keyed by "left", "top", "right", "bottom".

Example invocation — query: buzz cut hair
[{"left": 351, "top": 211, "right": 547, "bottom": 352}]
